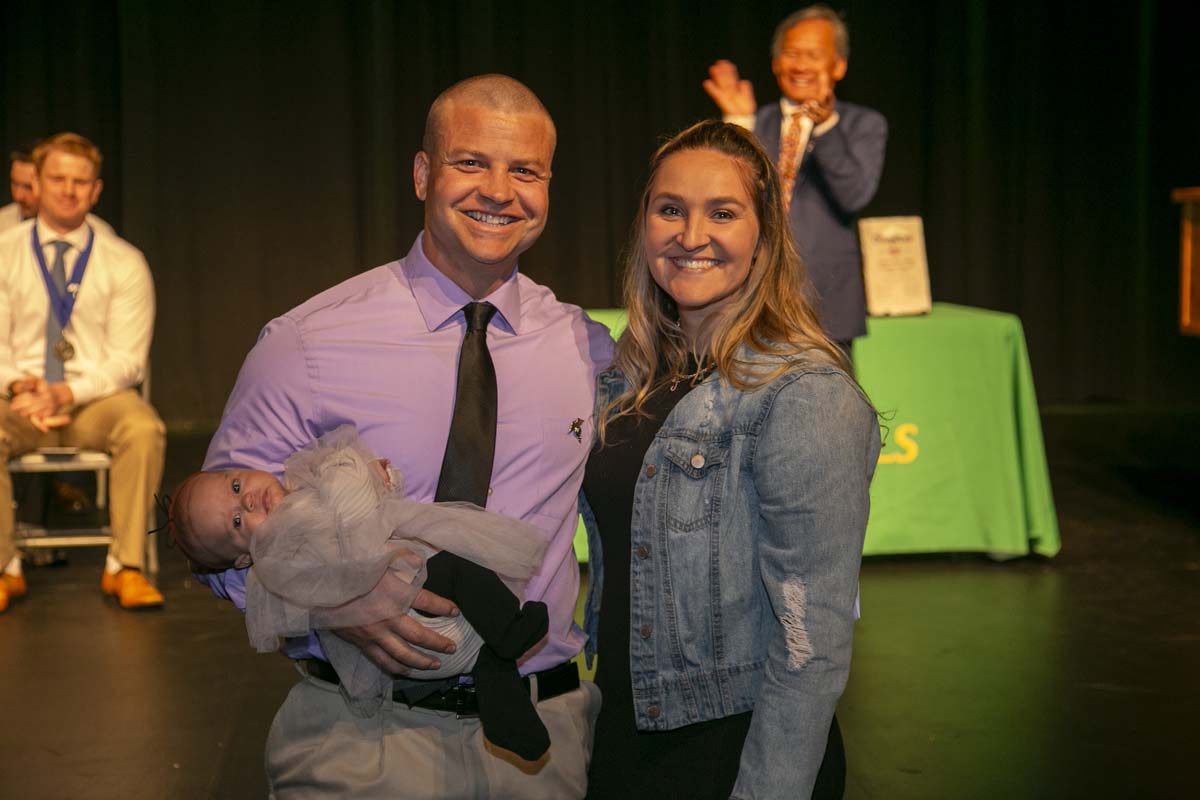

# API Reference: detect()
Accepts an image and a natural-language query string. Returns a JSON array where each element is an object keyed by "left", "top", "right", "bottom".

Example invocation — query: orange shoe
[
  {"left": 0, "top": 574, "right": 28, "bottom": 613},
  {"left": 101, "top": 568, "right": 164, "bottom": 610}
]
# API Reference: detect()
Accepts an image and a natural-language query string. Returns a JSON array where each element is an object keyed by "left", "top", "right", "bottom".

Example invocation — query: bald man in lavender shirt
[{"left": 200, "top": 75, "right": 613, "bottom": 798}]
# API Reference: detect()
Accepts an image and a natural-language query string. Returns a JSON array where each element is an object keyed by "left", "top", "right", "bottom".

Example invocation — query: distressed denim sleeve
[
  {"left": 580, "top": 368, "right": 620, "bottom": 671},
  {"left": 733, "top": 371, "right": 880, "bottom": 799}
]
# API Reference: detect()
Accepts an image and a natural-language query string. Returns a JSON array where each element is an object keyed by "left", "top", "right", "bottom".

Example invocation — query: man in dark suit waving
[{"left": 705, "top": 4, "right": 887, "bottom": 356}]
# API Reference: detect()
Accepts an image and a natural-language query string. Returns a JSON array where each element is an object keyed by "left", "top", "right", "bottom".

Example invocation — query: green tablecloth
[
  {"left": 576, "top": 303, "right": 1059, "bottom": 558},
  {"left": 853, "top": 303, "right": 1059, "bottom": 556}
]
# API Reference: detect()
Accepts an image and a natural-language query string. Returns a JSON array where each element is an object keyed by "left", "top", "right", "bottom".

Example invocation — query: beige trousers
[
  {"left": 0, "top": 389, "right": 166, "bottom": 570},
  {"left": 265, "top": 669, "right": 602, "bottom": 800}
]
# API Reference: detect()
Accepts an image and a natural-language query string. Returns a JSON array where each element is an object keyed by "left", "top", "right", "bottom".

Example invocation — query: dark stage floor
[{"left": 1, "top": 410, "right": 1197, "bottom": 800}]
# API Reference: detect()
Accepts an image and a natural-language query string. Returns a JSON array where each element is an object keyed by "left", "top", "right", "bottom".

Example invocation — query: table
[
  {"left": 852, "top": 303, "right": 1059, "bottom": 556},
  {"left": 577, "top": 303, "right": 1060, "bottom": 558}
]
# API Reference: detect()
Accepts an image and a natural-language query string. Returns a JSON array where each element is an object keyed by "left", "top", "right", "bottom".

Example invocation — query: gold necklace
[{"left": 669, "top": 359, "right": 714, "bottom": 391}]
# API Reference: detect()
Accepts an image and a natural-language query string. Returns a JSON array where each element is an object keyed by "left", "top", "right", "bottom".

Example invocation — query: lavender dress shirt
[{"left": 201, "top": 234, "right": 614, "bottom": 673}]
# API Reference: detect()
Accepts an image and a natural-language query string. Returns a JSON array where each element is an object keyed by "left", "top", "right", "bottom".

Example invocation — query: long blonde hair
[{"left": 598, "top": 120, "right": 850, "bottom": 442}]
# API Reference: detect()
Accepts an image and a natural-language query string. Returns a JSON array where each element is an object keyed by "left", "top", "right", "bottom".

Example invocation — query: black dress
[{"left": 583, "top": 367, "right": 753, "bottom": 800}]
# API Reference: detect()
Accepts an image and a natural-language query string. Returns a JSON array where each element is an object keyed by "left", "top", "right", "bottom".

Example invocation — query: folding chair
[{"left": 10, "top": 371, "right": 158, "bottom": 576}]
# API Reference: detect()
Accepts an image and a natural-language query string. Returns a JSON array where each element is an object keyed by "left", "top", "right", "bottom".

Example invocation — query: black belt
[{"left": 303, "top": 658, "right": 580, "bottom": 718}]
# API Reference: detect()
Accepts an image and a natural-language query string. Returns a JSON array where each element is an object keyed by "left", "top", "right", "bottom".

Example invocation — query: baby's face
[{"left": 185, "top": 469, "right": 286, "bottom": 568}]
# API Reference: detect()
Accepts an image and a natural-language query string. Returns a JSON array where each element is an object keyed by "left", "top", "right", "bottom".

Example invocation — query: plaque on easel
[{"left": 858, "top": 216, "right": 932, "bottom": 317}]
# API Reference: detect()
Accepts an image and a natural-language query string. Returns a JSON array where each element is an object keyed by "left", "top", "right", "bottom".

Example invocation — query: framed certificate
[{"left": 858, "top": 216, "right": 932, "bottom": 317}]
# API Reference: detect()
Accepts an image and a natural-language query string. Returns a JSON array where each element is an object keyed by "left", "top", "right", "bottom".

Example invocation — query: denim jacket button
[
  {"left": 635, "top": 545, "right": 649, "bottom": 559},
  {"left": 690, "top": 452, "right": 705, "bottom": 469},
  {"left": 644, "top": 464, "right": 656, "bottom": 477},
  {"left": 647, "top": 705, "right": 661, "bottom": 719},
  {"left": 639, "top": 624, "right": 653, "bottom": 639}
]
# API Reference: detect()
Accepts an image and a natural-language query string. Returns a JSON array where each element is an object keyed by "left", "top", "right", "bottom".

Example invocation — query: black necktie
[{"left": 435, "top": 302, "right": 498, "bottom": 506}]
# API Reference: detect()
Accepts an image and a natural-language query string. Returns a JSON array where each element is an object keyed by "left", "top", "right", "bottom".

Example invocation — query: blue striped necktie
[{"left": 44, "top": 240, "right": 71, "bottom": 383}]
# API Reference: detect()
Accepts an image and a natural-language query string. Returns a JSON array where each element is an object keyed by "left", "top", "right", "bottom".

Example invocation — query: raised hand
[
  {"left": 703, "top": 60, "right": 757, "bottom": 116},
  {"left": 796, "top": 69, "right": 836, "bottom": 124}
]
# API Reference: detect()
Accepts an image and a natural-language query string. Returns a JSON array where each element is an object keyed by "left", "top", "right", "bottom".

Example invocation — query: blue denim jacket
[{"left": 581, "top": 355, "right": 880, "bottom": 799}]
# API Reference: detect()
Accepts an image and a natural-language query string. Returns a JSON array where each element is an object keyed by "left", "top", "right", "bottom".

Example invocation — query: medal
[{"left": 54, "top": 337, "right": 75, "bottom": 361}]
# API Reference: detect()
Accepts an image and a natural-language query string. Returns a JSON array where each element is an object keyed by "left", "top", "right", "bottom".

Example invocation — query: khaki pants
[
  {"left": 265, "top": 669, "right": 602, "bottom": 800},
  {"left": 0, "top": 389, "right": 166, "bottom": 570}
]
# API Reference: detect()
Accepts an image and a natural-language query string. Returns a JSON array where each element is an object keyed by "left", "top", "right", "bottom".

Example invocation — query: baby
[{"left": 171, "top": 425, "right": 552, "bottom": 760}]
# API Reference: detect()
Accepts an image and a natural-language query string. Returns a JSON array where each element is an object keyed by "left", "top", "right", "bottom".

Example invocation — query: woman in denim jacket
[{"left": 581, "top": 121, "right": 880, "bottom": 800}]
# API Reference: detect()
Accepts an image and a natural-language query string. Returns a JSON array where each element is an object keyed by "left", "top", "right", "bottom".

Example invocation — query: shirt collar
[
  {"left": 397, "top": 232, "right": 524, "bottom": 335},
  {"left": 35, "top": 217, "right": 92, "bottom": 250}
]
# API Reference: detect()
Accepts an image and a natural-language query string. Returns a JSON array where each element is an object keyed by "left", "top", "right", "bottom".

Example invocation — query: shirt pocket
[{"left": 661, "top": 437, "right": 730, "bottom": 533}]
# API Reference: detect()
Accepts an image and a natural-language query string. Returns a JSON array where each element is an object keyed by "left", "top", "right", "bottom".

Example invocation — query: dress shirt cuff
[
  {"left": 723, "top": 113, "right": 757, "bottom": 131},
  {"left": 812, "top": 111, "right": 840, "bottom": 138},
  {"left": 65, "top": 378, "right": 97, "bottom": 409},
  {"left": 196, "top": 566, "right": 245, "bottom": 609}
]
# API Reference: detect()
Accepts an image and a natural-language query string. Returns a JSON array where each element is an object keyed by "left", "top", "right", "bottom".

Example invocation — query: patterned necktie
[
  {"left": 434, "top": 302, "right": 498, "bottom": 506},
  {"left": 778, "top": 110, "right": 810, "bottom": 213},
  {"left": 44, "top": 240, "right": 71, "bottom": 383}
]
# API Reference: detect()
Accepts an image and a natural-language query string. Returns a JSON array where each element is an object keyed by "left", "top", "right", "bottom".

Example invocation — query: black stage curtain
[{"left": 2, "top": 1, "right": 1198, "bottom": 430}]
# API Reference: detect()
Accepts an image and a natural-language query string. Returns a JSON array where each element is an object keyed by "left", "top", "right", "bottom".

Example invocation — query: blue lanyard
[{"left": 32, "top": 224, "right": 95, "bottom": 329}]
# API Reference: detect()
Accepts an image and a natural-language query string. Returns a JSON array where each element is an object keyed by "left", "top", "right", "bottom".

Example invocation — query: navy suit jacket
[{"left": 754, "top": 100, "right": 887, "bottom": 341}]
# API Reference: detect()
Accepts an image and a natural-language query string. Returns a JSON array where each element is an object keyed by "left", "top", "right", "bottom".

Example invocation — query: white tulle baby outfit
[{"left": 242, "top": 425, "right": 547, "bottom": 716}]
